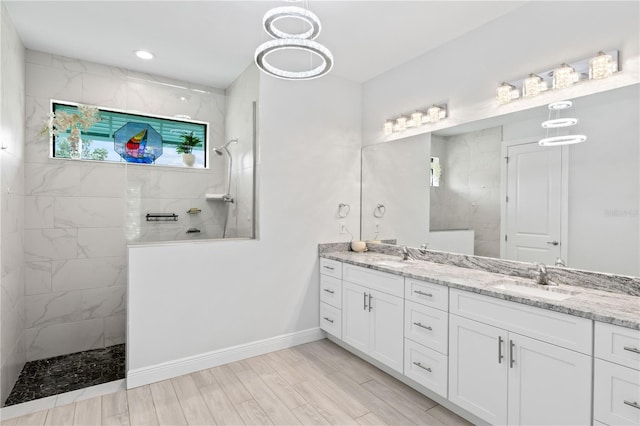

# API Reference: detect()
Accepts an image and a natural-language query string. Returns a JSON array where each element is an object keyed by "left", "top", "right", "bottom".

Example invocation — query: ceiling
[{"left": 5, "top": 1, "right": 527, "bottom": 89}]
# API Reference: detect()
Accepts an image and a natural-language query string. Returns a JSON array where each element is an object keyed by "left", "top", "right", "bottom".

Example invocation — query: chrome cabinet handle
[
  {"left": 363, "top": 292, "right": 368, "bottom": 311},
  {"left": 510, "top": 340, "right": 515, "bottom": 368},
  {"left": 414, "top": 290, "right": 433, "bottom": 297},
  {"left": 413, "top": 322, "right": 433, "bottom": 331},
  {"left": 623, "top": 400, "right": 640, "bottom": 410},
  {"left": 323, "top": 289, "right": 335, "bottom": 294},
  {"left": 323, "top": 265, "right": 335, "bottom": 271},
  {"left": 546, "top": 241, "right": 559, "bottom": 246},
  {"left": 368, "top": 294, "right": 373, "bottom": 311},
  {"left": 498, "top": 336, "right": 504, "bottom": 364},
  {"left": 413, "top": 362, "right": 432, "bottom": 372},
  {"left": 323, "top": 317, "right": 334, "bottom": 324},
  {"left": 623, "top": 346, "right": 640, "bottom": 354}
]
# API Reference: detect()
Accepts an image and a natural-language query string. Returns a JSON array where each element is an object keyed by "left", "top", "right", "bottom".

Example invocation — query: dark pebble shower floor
[{"left": 4, "top": 344, "right": 125, "bottom": 406}]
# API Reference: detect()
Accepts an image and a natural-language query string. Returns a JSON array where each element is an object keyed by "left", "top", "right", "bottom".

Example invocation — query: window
[
  {"left": 51, "top": 102, "right": 209, "bottom": 168},
  {"left": 430, "top": 156, "right": 441, "bottom": 187}
]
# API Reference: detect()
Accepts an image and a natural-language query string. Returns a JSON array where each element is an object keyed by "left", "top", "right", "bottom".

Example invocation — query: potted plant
[{"left": 176, "top": 131, "right": 201, "bottom": 167}]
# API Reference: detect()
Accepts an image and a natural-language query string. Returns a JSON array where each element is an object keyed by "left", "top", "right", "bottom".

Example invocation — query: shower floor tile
[{"left": 3, "top": 344, "right": 125, "bottom": 406}]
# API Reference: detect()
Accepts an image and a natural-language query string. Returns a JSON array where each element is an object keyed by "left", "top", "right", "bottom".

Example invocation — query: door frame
[{"left": 500, "top": 138, "right": 569, "bottom": 263}]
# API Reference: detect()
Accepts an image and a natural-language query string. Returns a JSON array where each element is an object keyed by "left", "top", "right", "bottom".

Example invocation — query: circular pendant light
[
  {"left": 539, "top": 135, "right": 587, "bottom": 146},
  {"left": 541, "top": 118, "right": 578, "bottom": 129},
  {"left": 255, "top": 5, "right": 334, "bottom": 80}
]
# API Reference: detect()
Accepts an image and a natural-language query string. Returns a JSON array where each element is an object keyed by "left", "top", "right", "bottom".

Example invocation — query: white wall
[
  {"left": 362, "top": 1, "right": 639, "bottom": 147},
  {"left": 0, "top": 1, "right": 26, "bottom": 404},
  {"left": 22, "top": 51, "right": 227, "bottom": 361},
  {"left": 127, "top": 73, "right": 361, "bottom": 380}
]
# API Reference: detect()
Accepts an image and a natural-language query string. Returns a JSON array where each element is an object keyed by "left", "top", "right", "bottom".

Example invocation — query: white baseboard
[{"left": 126, "top": 327, "right": 325, "bottom": 389}]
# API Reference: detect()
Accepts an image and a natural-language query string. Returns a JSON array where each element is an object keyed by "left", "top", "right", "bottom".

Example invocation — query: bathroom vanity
[{"left": 318, "top": 246, "right": 640, "bottom": 426}]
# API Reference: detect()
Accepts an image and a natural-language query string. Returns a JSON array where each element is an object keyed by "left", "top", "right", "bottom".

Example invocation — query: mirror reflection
[{"left": 361, "top": 85, "right": 639, "bottom": 277}]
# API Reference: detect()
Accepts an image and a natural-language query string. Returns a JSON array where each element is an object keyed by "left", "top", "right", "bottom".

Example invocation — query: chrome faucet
[
  {"left": 401, "top": 245, "right": 411, "bottom": 261},
  {"left": 535, "top": 263, "right": 556, "bottom": 285},
  {"left": 419, "top": 243, "right": 429, "bottom": 254},
  {"left": 555, "top": 257, "right": 566, "bottom": 267}
]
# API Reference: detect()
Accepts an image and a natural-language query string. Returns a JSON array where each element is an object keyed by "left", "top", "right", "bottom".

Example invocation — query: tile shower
[{"left": 1, "top": 49, "right": 257, "bottom": 406}]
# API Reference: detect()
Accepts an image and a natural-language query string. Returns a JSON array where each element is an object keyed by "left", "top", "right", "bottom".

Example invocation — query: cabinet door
[
  {"left": 342, "top": 281, "right": 370, "bottom": 354},
  {"left": 449, "top": 314, "right": 508, "bottom": 425},
  {"left": 369, "top": 289, "right": 404, "bottom": 373},
  {"left": 508, "top": 332, "right": 591, "bottom": 426}
]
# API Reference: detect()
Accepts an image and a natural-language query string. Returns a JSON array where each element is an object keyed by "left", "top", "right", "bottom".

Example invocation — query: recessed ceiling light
[{"left": 134, "top": 50, "right": 154, "bottom": 60}]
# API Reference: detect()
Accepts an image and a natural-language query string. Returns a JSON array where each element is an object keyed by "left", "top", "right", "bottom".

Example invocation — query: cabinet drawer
[
  {"left": 405, "top": 278, "right": 448, "bottom": 311},
  {"left": 342, "top": 263, "right": 403, "bottom": 298},
  {"left": 320, "top": 258, "right": 342, "bottom": 279},
  {"left": 595, "top": 322, "right": 640, "bottom": 370},
  {"left": 594, "top": 358, "right": 640, "bottom": 426},
  {"left": 404, "top": 339, "right": 447, "bottom": 399},
  {"left": 320, "top": 302, "right": 341, "bottom": 339},
  {"left": 449, "top": 288, "right": 592, "bottom": 355},
  {"left": 404, "top": 300, "right": 448, "bottom": 354},
  {"left": 320, "top": 275, "right": 342, "bottom": 309}
]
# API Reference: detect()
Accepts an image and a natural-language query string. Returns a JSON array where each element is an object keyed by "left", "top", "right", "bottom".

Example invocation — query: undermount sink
[
  {"left": 491, "top": 279, "right": 580, "bottom": 301},
  {"left": 375, "top": 259, "right": 415, "bottom": 268}
]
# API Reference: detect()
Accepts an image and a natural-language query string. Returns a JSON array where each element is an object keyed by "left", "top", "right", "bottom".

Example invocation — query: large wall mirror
[{"left": 361, "top": 85, "right": 639, "bottom": 277}]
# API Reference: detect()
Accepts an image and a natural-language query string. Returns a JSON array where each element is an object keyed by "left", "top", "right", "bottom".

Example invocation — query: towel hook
[
  {"left": 374, "top": 203, "right": 386, "bottom": 218},
  {"left": 338, "top": 203, "right": 350, "bottom": 218}
]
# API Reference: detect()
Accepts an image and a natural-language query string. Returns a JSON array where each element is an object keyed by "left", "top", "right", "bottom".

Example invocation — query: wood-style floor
[{"left": 1, "top": 339, "right": 472, "bottom": 425}]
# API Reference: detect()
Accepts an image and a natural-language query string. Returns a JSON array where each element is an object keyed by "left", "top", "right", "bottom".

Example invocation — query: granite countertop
[{"left": 321, "top": 251, "right": 640, "bottom": 330}]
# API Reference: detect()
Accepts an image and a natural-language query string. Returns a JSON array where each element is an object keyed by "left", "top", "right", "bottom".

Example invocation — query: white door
[
  {"left": 449, "top": 314, "right": 508, "bottom": 425},
  {"left": 368, "top": 289, "right": 404, "bottom": 373},
  {"left": 505, "top": 142, "right": 562, "bottom": 264},
  {"left": 342, "top": 281, "right": 370, "bottom": 353},
  {"left": 508, "top": 333, "right": 592, "bottom": 425}
]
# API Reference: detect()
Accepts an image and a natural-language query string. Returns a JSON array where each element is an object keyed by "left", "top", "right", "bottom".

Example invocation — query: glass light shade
[
  {"left": 411, "top": 111, "right": 423, "bottom": 126},
  {"left": 496, "top": 83, "right": 515, "bottom": 105},
  {"left": 553, "top": 64, "right": 578, "bottom": 90},
  {"left": 395, "top": 117, "right": 407, "bottom": 132},
  {"left": 548, "top": 100, "right": 573, "bottom": 110},
  {"left": 539, "top": 135, "right": 587, "bottom": 146},
  {"left": 383, "top": 121, "right": 394, "bottom": 135},
  {"left": 427, "top": 106, "right": 442, "bottom": 123},
  {"left": 589, "top": 52, "right": 613, "bottom": 79},
  {"left": 523, "top": 74, "right": 543, "bottom": 98},
  {"left": 541, "top": 118, "right": 578, "bottom": 129}
]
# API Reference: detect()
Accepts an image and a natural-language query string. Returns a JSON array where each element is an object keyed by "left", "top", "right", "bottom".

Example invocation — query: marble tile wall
[
  {"left": 430, "top": 127, "right": 502, "bottom": 257},
  {"left": 23, "top": 50, "right": 231, "bottom": 361},
  {"left": 1, "top": 2, "right": 27, "bottom": 405}
]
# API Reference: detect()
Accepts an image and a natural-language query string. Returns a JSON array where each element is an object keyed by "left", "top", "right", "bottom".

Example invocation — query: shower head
[{"left": 214, "top": 139, "right": 238, "bottom": 156}]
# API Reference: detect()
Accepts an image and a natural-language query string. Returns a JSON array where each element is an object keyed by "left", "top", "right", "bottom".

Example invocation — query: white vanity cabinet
[
  {"left": 448, "top": 289, "right": 592, "bottom": 425},
  {"left": 403, "top": 278, "right": 449, "bottom": 398},
  {"left": 319, "top": 258, "right": 343, "bottom": 338},
  {"left": 593, "top": 322, "right": 640, "bottom": 426},
  {"left": 342, "top": 264, "right": 404, "bottom": 373}
]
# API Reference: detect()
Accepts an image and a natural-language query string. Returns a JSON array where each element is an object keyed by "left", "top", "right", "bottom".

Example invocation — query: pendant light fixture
[
  {"left": 255, "top": 3, "right": 334, "bottom": 80},
  {"left": 539, "top": 101, "right": 587, "bottom": 146}
]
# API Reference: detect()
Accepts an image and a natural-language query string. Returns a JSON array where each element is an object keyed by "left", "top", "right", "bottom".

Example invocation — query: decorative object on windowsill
[
  {"left": 495, "top": 50, "right": 619, "bottom": 105},
  {"left": 255, "top": 4, "right": 333, "bottom": 80},
  {"left": 176, "top": 131, "right": 202, "bottom": 167},
  {"left": 539, "top": 100, "right": 587, "bottom": 146},
  {"left": 40, "top": 104, "right": 101, "bottom": 159},
  {"left": 114, "top": 122, "right": 163, "bottom": 164},
  {"left": 383, "top": 104, "right": 448, "bottom": 135}
]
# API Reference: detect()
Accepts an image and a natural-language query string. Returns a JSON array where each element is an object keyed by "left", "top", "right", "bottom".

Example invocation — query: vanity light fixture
[
  {"left": 496, "top": 82, "right": 519, "bottom": 105},
  {"left": 255, "top": 5, "right": 334, "bottom": 80},
  {"left": 539, "top": 100, "right": 587, "bottom": 146},
  {"left": 383, "top": 103, "right": 448, "bottom": 135},
  {"left": 589, "top": 51, "right": 614, "bottom": 79},
  {"left": 496, "top": 50, "right": 619, "bottom": 105},
  {"left": 552, "top": 63, "right": 579, "bottom": 90},
  {"left": 134, "top": 50, "right": 154, "bottom": 60}
]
